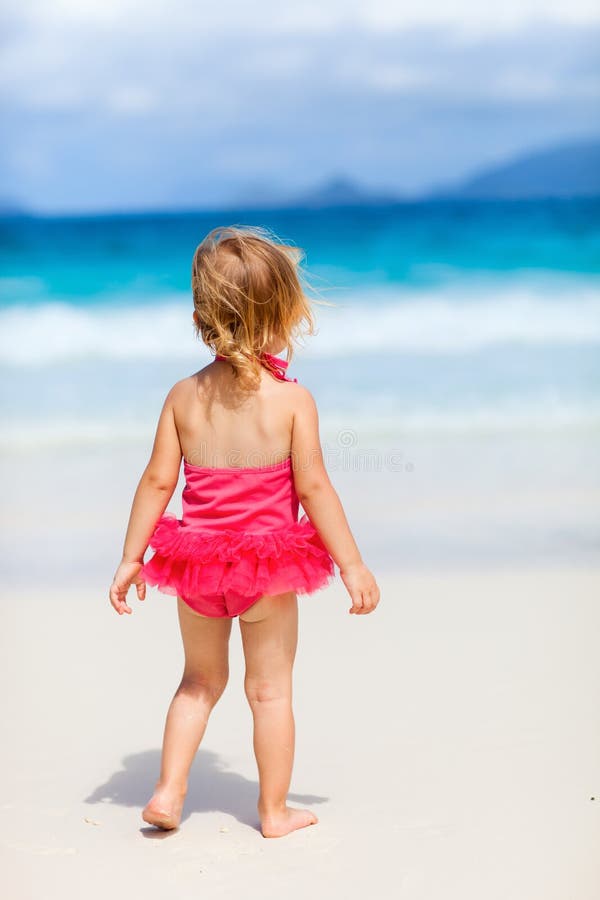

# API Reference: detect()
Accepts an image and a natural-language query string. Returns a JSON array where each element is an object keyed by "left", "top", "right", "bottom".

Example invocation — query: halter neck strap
[{"left": 215, "top": 351, "right": 298, "bottom": 383}]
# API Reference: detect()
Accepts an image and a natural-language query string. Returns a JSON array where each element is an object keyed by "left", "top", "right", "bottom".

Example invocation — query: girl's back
[{"left": 173, "top": 354, "right": 298, "bottom": 470}]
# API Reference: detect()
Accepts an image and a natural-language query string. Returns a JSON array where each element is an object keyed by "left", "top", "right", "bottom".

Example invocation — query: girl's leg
[
  {"left": 142, "top": 597, "right": 232, "bottom": 829},
  {"left": 239, "top": 591, "right": 318, "bottom": 838}
]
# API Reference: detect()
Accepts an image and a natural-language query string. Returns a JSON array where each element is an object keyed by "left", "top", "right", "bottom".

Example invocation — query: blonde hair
[{"left": 191, "top": 224, "right": 321, "bottom": 390}]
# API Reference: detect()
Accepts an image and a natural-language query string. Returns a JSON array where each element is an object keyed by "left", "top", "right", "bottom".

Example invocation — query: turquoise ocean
[{"left": 1, "top": 199, "right": 599, "bottom": 453}]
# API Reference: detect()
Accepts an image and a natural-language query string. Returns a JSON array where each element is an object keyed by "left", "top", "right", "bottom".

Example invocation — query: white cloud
[
  {"left": 491, "top": 69, "right": 600, "bottom": 101},
  {"left": 355, "top": 1, "right": 600, "bottom": 30},
  {"left": 107, "top": 86, "right": 158, "bottom": 115},
  {"left": 1, "top": 2, "right": 599, "bottom": 211},
  {"left": 6, "top": 0, "right": 600, "bottom": 41},
  {"left": 3, "top": 19, "right": 596, "bottom": 113},
  {"left": 360, "top": 64, "right": 435, "bottom": 92}
]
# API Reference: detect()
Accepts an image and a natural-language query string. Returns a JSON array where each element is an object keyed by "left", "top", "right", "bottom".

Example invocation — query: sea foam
[{"left": 1, "top": 279, "right": 599, "bottom": 365}]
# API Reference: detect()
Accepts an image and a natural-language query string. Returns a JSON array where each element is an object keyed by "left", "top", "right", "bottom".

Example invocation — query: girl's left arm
[{"left": 109, "top": 387, "right": 182, "bottom": 614}]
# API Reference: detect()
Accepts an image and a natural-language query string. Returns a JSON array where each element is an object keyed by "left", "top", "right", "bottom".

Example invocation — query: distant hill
[
  {"left": 273, "top": 138, "right": 600, "bottom": 208},
  {"left": 0, "top": 196, "right": 29, "bottom": 215},
  {"left": 430, "top": 137, "right": 600, "bottom": 200},
  {"left": 282, "top": 175, "right": 399, "bottom": 208},
  {"left": 7, "top": 136, "right": 600, "bottom": 217}
]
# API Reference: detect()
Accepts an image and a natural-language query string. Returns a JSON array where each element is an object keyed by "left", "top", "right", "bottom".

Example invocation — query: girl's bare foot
[
  {"left": 259, "top": 805, "right": 319, "bottom": 838},
  {"left": 142, "top": 784, "right": 187, "bottom": 830}
]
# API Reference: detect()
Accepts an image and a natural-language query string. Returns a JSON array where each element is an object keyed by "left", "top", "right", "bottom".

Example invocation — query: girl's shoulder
[
  {"left": 159, "top": 374, "right": 201, "bottom": 415},
  {"left": 165, "top": 373, "right": 197, "bottom": 398},
  {"left": 170, "top": 364, "right": 214, "bottom": 394},
  {"left": 165, "top": 365, "right": 314, "bottom": 408},
  {"left": 287, "top": 382, "right": 319, "bottom": 421}
]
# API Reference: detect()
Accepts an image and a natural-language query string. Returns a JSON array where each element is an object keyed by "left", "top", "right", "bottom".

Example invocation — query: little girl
[{"left": 108, "top": 224, "right": 380, "bottom": 839}]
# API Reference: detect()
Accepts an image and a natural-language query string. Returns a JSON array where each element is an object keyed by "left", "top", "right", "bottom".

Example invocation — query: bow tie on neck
[{"left": 214, "top": 351, "right": 298, "bottom": 383}]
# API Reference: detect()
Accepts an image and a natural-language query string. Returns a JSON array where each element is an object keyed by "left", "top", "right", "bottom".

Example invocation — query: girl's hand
[
  {"left": 339, "top": 561, "right": 380, "bottom": 615},
  {"left": 109, "top": 560, "right": 147, "bottom": 615}
]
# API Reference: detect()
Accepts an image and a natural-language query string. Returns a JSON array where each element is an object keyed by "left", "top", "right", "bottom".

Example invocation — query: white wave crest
[{"left": 1, "top": 281, "right": 599, "bottom": 365}]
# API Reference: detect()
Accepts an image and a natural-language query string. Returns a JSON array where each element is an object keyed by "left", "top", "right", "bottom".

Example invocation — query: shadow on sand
[{"left": 85, "top": 747, "right": 328, "bottom": 835}]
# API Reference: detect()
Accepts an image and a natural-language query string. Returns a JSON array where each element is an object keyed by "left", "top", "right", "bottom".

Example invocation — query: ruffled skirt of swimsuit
[{"left": 140, "top": 511, "right": 335, "bottom": 617}]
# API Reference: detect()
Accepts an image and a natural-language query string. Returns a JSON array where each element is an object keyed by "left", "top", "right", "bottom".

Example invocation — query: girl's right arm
[{"left": 290, "top": 385, "right": 380, "bottom": 615}]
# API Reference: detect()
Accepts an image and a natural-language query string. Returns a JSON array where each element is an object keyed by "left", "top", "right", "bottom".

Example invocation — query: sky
[{"left": 1, "top": 0, "right": 599, "bottom": 213}]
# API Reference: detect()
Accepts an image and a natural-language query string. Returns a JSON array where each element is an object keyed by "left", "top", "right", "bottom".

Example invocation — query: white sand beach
[
  {"left": 2, "top": 567, "right": 600, "bottom": 899},
  {"left": 1, "top": 431, "right": 599, "bottom": 899}
]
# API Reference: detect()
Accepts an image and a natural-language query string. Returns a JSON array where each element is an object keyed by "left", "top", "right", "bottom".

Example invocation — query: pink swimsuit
[{"left": 140, "top": 352, "right": 335, "bottom": 618}]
